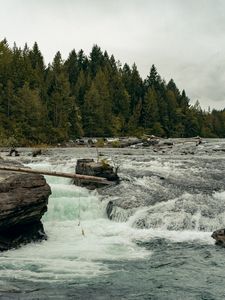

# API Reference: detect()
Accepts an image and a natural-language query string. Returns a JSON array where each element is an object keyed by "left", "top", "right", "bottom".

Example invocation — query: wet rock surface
[
  {"left": 211, "top": 228, "right": 225, "bottom": 246},
  {"left": 75, "top": 158, "right": 119, "bottom": 189},
  {"left": 0, "top": 160, "right": 51, "bottom": 251},
  {"left": 101, "top": 139, "right": 225, "bottom": 230}
]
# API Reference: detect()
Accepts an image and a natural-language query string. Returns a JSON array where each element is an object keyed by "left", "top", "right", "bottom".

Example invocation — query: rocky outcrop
[
  {"left": 75, "top": 158, "right": 119, "bottom": 189},
  {"left": 0, "top": 165, "right": 51, "bottom": 251},
  {"left": 211, "top": 229, "right": 225, "bottom": 246},
  {"left": 7, "top": 148, "right": 20, "bottom": 157},
  {"left": 32, "top": 149, "right": 42, "bottom": 157}
]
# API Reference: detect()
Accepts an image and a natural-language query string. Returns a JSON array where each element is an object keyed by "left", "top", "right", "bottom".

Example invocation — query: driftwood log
[{"left": 0, "top": 166, "right": 113, "bottom": 185}]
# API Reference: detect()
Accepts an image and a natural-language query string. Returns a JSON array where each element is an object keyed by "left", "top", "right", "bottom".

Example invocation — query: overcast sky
[{"left": 1, "top": 0, "right": 225, "bottom": 110}]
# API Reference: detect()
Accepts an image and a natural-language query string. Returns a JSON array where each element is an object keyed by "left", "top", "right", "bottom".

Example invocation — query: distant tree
[
  {"left": 145, "top": 64, "right": 158, "bottom": 88},
  {"left": 14, "top": 82, "right": 48, "bottom": 144},
  {"left": 127, "top": 99, "right": 143, "bottom": 135},
  {"left": 64, "top": 49, "right": 78, "bottom": 87},
  {"left": 0, "top": 39, "right": 13, "bottom": 86},
  {"left": 142, "top": 88, "right": 159, "bottom": 131},
  {"left": 89, "top": 45, "right": 104, "bottom": 77},
  {"left": 0, "top": 38, "right": 225, "bottom": 144},
  {"left": 47, "top": 51, "right": 82, "bottom": 142},
  {"left": 83, "top": 82, "right": 104, "bottom": 136}
]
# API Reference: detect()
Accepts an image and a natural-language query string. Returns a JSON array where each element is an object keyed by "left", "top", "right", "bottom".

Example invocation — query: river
[{"left": 1, "top": 139, "right": 225, "bottom": 299}]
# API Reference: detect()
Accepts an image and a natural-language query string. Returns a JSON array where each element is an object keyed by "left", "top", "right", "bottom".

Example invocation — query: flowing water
[{"left": 1, "top": 140, "right": 225, "bottom": 299}]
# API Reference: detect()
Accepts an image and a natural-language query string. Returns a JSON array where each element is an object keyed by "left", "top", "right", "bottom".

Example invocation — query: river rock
[
  {"left": 32, "top": 149, "right": 42, "bottom": 157},
  {"left": 0, "top": 164, "right": 51, "bottom": 251},
  {"left": 75, "top": 158, "right": 119, "bottom": 189},
  {"left": 211, "top": 228, "right": 225, "bottom": 246}
]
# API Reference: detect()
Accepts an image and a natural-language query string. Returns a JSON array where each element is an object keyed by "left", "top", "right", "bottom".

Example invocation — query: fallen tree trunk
[{"left": 0, "top": 166, "right": 113, "bottom": 185}]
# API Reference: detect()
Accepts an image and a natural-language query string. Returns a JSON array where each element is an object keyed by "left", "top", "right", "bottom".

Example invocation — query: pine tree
[
  {"left": 0, "top": 39, "right": 13, "bottom": 86},
  {"left": 0, "top": 39, "right": 225, "bottom": 143},
  {"left": 83, "top": 82, "right": 104, "bottom": 136},
  {"left": 89, "top": 45, "right": 104, "bottom": 77},
  {"left": 28, "top": 42, "right": 45, "bottom": 89},
  {"left": 64, "top": 49, "right": 79, "bottom": 87},
  {"left": 127, "top": 99, "right": 143, "bottom": 136},
  {"left": 131, "top": 64, "right": 143, "bottom": 110},
  {"left": 14, "top": 82, "right": 47, "bottom": 144},
  {"left": 142, "top": 88, "right": 159, "bottom": 131},
  {"left": 47, "top": 51, "right": 82, "bottom": 142}
]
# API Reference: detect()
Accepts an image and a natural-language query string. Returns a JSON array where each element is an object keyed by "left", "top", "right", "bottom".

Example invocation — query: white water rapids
[{"left": 0, "top": 145, "right": 220, "bottom": 287}]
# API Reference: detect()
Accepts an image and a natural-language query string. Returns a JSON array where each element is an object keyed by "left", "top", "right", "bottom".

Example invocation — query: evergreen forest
[{"left": 0, "top": 39, "right": 225, "bottom": 146}]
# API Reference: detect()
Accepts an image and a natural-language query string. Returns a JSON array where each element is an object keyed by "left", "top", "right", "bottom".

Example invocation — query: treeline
[{"left": 0, "top": 39, "right": 224, "bottom": 146}]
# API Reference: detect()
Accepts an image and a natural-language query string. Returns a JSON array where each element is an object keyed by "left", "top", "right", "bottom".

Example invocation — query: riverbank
[{"left": 0, "top": 135, "right": 203, "bottom": 150}]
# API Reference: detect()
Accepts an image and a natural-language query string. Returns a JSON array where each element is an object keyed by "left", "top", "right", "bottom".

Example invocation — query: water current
[{"left": 1, "top": 139, "right": 225, "bottom": 299}]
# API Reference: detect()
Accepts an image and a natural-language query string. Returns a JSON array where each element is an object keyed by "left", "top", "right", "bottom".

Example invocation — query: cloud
[{"left": 0, "top": 0, "right": 225, "bottom": 109}]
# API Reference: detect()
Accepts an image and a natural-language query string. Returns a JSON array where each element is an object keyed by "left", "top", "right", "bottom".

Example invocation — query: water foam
[
  {"left": 129, "top": 191, "right": 225, "bottom": 232},
  {"left": 0, "top": 152, "right": 219, "bottom": 284},
  {"left": 0, "top": 161, "right": 151, "bottom": 282}
]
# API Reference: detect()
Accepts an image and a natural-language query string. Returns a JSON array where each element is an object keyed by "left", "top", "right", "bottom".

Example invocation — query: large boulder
[
  {"left": 211, "top": 228, "right": 225, "bottom": 246},
  {"left": 0, "top": 167, "right": 51, "bottom": 251},
  {"left": 75, "top": 158, "right": 119, "bottom": 189}
]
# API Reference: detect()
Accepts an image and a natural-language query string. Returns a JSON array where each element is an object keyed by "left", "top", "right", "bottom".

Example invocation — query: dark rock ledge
[
  {"left": 211, "top": 228, "right": 225, "bottom": 246},
  {"left": 75, "top": 158, "right": 119, "bottom": 189},
  {"left": 0, "top": 161, "right": 51, "bottom": 251}
]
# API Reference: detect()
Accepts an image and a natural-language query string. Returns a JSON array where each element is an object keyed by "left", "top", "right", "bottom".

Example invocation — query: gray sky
[{"left": 1, "top": 0, "right": 225, "bottom": 110}]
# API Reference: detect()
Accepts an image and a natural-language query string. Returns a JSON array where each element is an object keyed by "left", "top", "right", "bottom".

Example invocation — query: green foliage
[
  {"left": 95, "top": 138, "right": 105, "bottom": 147},
  {"left": 142, "top": 88, "right": 158, "bottom": 129},
  {"left": 0, "top": 38, "right": 224, "bottom": 145},
  {"left": 111, "top": 140, "right": 121, "bottom": 148},
  {"left": 100, "top": 158, "right": 110, "bottom": 169},
  {"left": 0, "top": 133, "right": 19, "bottom": 147}
]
